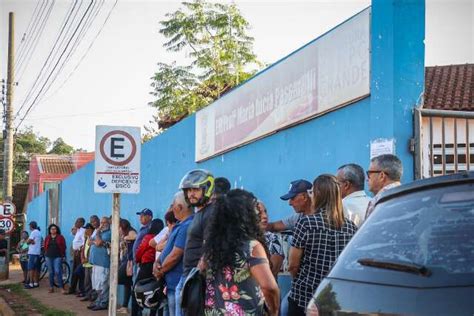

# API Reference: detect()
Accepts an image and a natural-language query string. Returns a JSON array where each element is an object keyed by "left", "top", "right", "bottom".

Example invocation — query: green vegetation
[
  {"left": 0, "top": 283, "right": 75, "bottom": 316},
  {"left": 146, "top": 0, "right": 262, "bottom": 139}
]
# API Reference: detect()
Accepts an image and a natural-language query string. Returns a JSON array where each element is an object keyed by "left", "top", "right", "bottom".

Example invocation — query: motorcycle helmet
[
  {"left": 133, "top": 277, "right": 165, "bottom": 309},
  {"left": 179, "top": 169, "right": 215, "bottom": 206}
]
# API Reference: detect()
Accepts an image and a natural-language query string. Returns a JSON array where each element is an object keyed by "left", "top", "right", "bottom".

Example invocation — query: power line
[
  {"left": 25, "top": 106, "right": 149, "bottom": 121},
  {"left": 43, "top": 0, "right": 119, "bottom": 101},
  {"left": 15, "top": 0, "right": 81, "bottom": 120},
  {"left": 15, "top": 0, "right": 56, "bottom": 80},
  {"left": 14, "top": 0, "right": 41, "bottom": 66},
  {"left": 14, "top": 0, "right": 46, "bottom": 72},
  {"left": 36, "top": 0, "right": 106, "bottom": 104},
  {"left": 15, "top": 0, "right": 96, "bottom": 131}
]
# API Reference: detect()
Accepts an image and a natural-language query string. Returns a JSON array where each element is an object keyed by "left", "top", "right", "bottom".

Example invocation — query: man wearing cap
[
  {"left": 265, "top": 179, "right": 313, "bottom": 316},
  {"left": 266, "top": 179, "right": 313, "bottom": 232},
  {"left": 132, "top": 208, "right": 153, "bottom": 262}
]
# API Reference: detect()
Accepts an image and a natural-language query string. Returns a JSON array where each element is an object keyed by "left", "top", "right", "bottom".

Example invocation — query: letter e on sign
[{"left": 95, "top": 126, "right": 141, "bottom": 194}]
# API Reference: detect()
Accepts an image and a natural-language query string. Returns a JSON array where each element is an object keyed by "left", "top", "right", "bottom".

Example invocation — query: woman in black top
[{"left": 44, "top": 224, "right": 67, "bottom": 293}]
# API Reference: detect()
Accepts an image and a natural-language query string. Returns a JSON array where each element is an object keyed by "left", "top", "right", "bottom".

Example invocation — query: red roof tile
[
  {"left": 37, "top": 156, "right": 76, "bottom": 174},
  {"left": 424, "top": 64, "right": 474, "bottom": 111}
]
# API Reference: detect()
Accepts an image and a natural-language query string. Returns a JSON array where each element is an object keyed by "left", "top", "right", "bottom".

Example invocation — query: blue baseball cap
[
  {"left": 280, "top": 179, "right": 312, "bottom": 200},
  {"left": 136, "top": 208, "right": 153, "bottom": 217}
]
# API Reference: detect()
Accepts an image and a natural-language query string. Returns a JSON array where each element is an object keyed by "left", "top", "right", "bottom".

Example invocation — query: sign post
[
  {"left": 0, "top": 202, "right": 16, "bottom": 281},
  {"left": 95, "top": 126, "right": 141, "bottom": 316}
]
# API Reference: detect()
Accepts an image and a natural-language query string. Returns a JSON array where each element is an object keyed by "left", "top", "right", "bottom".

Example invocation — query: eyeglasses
[
  {"left": 306, "top": 189, "right": 313, "bottom": 195},
  {"left": 366, "top": 170, "right": 384, "bottom": 178}
]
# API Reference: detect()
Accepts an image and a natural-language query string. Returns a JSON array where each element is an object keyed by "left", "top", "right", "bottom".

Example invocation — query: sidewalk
[{"left": 2, "top": 264, "right": 110, "bottom": 316}]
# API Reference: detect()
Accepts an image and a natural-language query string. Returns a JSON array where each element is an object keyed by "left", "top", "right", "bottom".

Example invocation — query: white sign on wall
[
  {"left": 370, "top": 138, "right": 396, "bottom": 159},
  {"left": 94, "top": 126, "right": 141, "bottom": 194},
  {"left": 195, "top": 8, "right": 371, "bottom": 161}
]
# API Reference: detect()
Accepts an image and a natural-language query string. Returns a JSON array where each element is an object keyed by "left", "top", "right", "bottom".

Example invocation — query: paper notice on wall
[{"left": 370, "top": 138, "right": 396, "bottom": 159}]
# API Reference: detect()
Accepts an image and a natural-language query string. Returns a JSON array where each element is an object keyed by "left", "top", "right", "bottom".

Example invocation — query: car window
[{"left": 338, "top": 182, "right": 474, "bottom": 284}]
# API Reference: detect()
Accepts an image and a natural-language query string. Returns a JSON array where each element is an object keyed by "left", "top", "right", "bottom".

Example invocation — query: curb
[{"left": 0, "top": 295, "right": 15, "bottom": 316}]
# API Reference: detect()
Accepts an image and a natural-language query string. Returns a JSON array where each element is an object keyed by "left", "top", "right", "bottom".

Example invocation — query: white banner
[
  {"left": 196, "top": 8, "right": 370, "bottom": 161},
  {"left": 94, "top": 126, "right": 141, "bottom": 194}
]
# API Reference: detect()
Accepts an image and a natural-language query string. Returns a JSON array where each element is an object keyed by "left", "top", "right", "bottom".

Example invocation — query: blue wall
[
  {"left": 25, "top": 192, "right": 48, "bottom": 236},
  {"left": 25, "top": 0, "right": 425, "bottom": 294}
]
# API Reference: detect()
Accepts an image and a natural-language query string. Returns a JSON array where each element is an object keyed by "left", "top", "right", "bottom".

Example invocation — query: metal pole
[
  {"left": 3, "top": 12, "right": 15, "bottom": 201},
  {"left": 108, "top": 193, "right": 120, "bottom": 316}
]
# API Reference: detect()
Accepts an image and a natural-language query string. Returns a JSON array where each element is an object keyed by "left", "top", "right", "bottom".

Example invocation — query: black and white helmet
[{"left": 133, "top": 277, "right": 165, "bottom": 309}]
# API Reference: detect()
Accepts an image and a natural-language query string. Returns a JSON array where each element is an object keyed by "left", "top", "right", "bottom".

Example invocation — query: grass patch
[{"left": 0, "top": 284, "right": 75, "bottom": 316}]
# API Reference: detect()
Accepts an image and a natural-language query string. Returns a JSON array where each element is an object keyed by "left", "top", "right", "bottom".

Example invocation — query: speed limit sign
[{"left": 0, "top": 217, "right": 14, "bottom": 233}]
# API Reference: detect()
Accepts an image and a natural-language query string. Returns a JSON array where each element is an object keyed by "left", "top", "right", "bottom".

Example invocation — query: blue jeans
[
  {"left": 46, "top": 257, "right": 63, "bottom": 288},
  {"left": 175, "top": 276, "right": 185, "bottom": 316},
  {"left": 164, "top": 289, "right": 176, "bottom": 316},
  {"left": 281, "top": 291, "right": 290, "bottom": 316}
]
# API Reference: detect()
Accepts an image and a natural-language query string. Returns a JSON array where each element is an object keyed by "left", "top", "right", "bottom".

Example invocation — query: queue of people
[{"left": 12, "top": 153, "right": 402, "bottom": 315}]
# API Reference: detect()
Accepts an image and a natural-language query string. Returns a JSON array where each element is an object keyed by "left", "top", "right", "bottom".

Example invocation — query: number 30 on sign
[{"left": 0, "top": 217, "right": 14, "bottom": 233}]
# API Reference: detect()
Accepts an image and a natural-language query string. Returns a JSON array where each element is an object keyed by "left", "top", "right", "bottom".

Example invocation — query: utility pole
[
  {"left": 0, "top": 12, "right": 15, "bottom": 281},
  {"left": 3, "top": 12, "right": 15, "bottom": 202}
]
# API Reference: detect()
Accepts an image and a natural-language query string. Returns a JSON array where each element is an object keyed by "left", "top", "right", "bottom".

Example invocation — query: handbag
[
  {"left": 118, "top": 260, "right": 130, "bottom": 285},
  {"left": 181, "top": 267, "right": 206, "bottom": 316}
]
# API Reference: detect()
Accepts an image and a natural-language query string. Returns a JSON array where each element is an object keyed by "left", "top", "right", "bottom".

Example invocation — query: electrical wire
[
  {"left": 15, "top": 0, "right": 56, "bottom": 81},
  {"left": 14, "top": 0, "right": 46, "bottom": 73},
  {"left": 15, "top": 0, "right": 96, "bottom": 131},
  {"left": 25, "top": 106, "right": 149, "bottom": 121},
  {"left": 14, "top": 0, "right": 41, "bottom": 69},
  {"left": 37, "top": 0, "right": 106, "bottom": 103},
  {"left": 15, "top": 0, "right": 81, "bottom": 120},
  {"left": 42, "top": 0, "right": 118, "bottom": 102}
]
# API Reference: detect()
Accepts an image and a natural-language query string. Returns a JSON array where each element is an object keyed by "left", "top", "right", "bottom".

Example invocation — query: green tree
[
  {"left": 0, "top": 127, "right": 51, "bottom": 185},
  {"left": 49, "top": 137, "right": 74, "bottom": 155},
  {"left": 148, "top": 0, "right": 261, "bottom": 132}
]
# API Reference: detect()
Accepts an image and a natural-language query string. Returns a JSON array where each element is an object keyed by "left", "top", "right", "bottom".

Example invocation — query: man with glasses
[
  {"left": 365, "top": 154, "right": 403, "bottom": 219},
  {"left": 336, "top": 164, "right": 370, "bottom": 227}
]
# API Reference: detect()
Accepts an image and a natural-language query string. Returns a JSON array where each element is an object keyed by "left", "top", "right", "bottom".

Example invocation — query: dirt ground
[{"left": 0, "top": 285, "right": 43, "bottom": 316}]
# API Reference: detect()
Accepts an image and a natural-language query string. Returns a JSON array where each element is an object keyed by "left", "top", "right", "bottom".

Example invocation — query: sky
[{"left": 0, "top": 0, "right": 473, "bottom": 151}]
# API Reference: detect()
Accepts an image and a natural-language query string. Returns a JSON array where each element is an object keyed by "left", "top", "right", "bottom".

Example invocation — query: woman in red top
[
  {"left": 132, "top": 218, "right": 164, "bottom": 316},
  {"left": 44, "top": 224, "right": 67, "bottom": 293}
]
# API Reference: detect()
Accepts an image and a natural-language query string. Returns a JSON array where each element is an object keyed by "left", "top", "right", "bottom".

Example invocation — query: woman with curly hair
[
  {"left": 202, "top": 189, "right": 280, "bottom": 316},
  {"left": 288, "top": 174, "right": 358, "bottom": 315}
]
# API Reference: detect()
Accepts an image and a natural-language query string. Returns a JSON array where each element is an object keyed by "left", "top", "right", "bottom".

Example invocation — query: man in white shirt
[
  {"left": 25, "top": 221, "right": 43, "bottom": 289},
  {"left": 66, "top": 217, "right": 86, "bottom": 295},
  {"left": 336, "top": 164, "right": 371, "bottom": 227},
  {"left": 365, "top": 154, "right": 403, "bottom": 219}
]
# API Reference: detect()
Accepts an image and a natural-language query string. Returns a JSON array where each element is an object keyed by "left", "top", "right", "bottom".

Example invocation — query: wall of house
[{"left": 421, "top": 117, "right": 474, "bottom": 177}]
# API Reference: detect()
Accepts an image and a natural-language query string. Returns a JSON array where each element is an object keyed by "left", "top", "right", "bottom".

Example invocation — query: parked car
[{"left": 309, "top": 171, "right": 474, "bottom": 316}]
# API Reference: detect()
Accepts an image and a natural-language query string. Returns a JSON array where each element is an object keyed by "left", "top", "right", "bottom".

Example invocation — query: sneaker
[
  {"left": 24, "top": 284, "right": 34, "bottom": 289},
  {"left": 91, "top": 305, "right": 108, "bottom": 311},
  {"left": 87, "top": 304, "right": 96, "bottom": 310},
  {"left": 33, "top": 283, "right": 39, "bottom": 288},
  {"left": 117, "top": 307, "right": 128, "bottom": 314},
  {"left": 80, "top": 296, "right": 90, "bottom": 302}
]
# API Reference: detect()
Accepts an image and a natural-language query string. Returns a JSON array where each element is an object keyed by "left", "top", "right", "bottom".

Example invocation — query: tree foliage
[
  {"left": 147, "top": 0, "right": 261, "bottom": 135},
  {"left": 0, "top": 127, "right": 76, "bottom": 185},
  {"left": 49, "top": 137, "right": 74, "bottom": 155}
]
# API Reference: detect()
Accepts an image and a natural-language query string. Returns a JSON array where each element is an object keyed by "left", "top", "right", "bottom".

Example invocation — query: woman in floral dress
[{"left": 202, "top": 189, "right": 280, "bottom": 316}]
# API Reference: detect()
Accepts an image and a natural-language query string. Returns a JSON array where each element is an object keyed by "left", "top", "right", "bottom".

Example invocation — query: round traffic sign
[
  {"left": 99, "top": 130, "right": 137, "bottom": 166},
  {"left": 1, "top": 202, "right": 16, "bottom": 217},
  {"left": 0, "top": 217, "right": 14, "bottom": 233}
]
